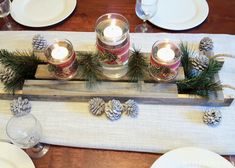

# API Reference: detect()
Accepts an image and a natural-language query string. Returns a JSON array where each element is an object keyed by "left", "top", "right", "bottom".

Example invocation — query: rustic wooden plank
[
  {"left": 23, "top": 80, "right": 178, "bottom": 100},
  {"left": 35, "top": 64, "right": 185, "bottom": 81},
  {"left": 21, "top": 80, "right": 233, "bottom": 106}
]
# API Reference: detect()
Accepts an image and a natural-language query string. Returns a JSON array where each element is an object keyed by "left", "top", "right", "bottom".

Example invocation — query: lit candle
[
  {"left": 51, "top": 45, "right": 69, "bottom": 60},
  {"left": 157, "top": 47, "right": 175, "bottom": 62},
  {"left": 103, "top": 19, "right": 123, "bottom": 42}
]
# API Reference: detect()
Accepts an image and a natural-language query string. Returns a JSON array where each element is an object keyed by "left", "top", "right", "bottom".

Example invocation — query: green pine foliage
[
  {"left": 127, "top": 48, "right": 148, "bottom": 83},
  {"left": 0, "top": 50, "right": 44, "bottom": 93},
  {"left": 77, "top": 52, "right": 102, "bottom": 88},
  {"left": 176, "top": 43, "right": 223, "bottom": 96}
]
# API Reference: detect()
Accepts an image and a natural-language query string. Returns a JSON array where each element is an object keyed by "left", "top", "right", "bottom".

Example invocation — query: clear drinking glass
[
  {"left": 6, "top": 113, "right": 49, "bottom": 158},
  {"left": 0, "top": 0, "right": 15, "bottom": 30},
  {"left": 135, "top": 0, "right": 159, "bottom": 32}
]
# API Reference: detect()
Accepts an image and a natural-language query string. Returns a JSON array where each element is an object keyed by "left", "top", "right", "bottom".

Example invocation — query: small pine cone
[
  {"left": 89, "top": 98, "right": 105, "bottom": 116},
  {"left": 199, "top": 37, "right": 214, "bottom": 52},
  {"left": 203, "top": 109, "right": 222, "bottom": 126},
  {"left": 123, "top": 99, "right": 139, "bottom": 118},
  {"left": 105, "top": 99, "right": 123, "bottom": 121},
  {"left": 10, "top": 97, "right": 31, "bottom": 116},
  {"left": 189, "top": 54, "right": 209, "bottom": 77},
  {"left": 32, "top": 34, "right": 48, "bottom": 51},
  {"left": 0, "top": 67, "right": 15, "bottom": 84}
]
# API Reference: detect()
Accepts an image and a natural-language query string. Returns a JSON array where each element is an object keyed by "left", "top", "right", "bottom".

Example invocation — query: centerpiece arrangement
[{"left": 0, "top": 13, "right": 233, "bottom": 108}]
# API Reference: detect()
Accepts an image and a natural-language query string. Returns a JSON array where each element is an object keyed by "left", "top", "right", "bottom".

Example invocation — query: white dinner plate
[
  {"left": 0, "top": 141, "right": 35, "bottom": 168},
  {"left": 10, "top": 0, "right": 77, "bottom": 27},
  {"left": 149, "top": 0, "right": 209, "bottom": 30},
  {"left": 151, "top": 147, "right": 234, "bottom": 168}
]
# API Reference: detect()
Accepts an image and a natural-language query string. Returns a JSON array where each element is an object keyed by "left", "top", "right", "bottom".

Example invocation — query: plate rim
[
  {"left": 149, "top": 0, "right": 209, "bottom": 31},
  {"left": 10, "top": 0, "right": 77, "bottom": 27},
  {"left": 150, "top": 147, "right": 234, "bottom": 168},
  {"left": 0, "top": 141, "right": 35, "bottom": 168}
]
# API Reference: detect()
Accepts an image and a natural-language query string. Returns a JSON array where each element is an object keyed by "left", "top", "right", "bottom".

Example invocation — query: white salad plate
[
  {"left": 0, "top": 141, "right": 35, "bottom": 168},
  {"left": 149, "top": 0, "right": 209, "bottom": 30},
  {"left": 10, "top": 0, "right": 77, "bottom": 27},
  {"left": 151, "top": 147, "right": 234, "bottom": 168}
]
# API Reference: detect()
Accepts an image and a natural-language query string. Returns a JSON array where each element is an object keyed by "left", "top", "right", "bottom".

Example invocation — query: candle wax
[
  {"left": 51, "top": 46, "right": 69, "bottom": 60},
  {"left": 157, "top": 47, "right": 175, "bottom": 62},
  {"left": 103, "top": 20, "right": 123, "bottom": 41}
]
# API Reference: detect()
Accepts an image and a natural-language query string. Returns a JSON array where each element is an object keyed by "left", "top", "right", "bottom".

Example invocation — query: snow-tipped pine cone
[
  {"left": 199, "top": 37, "right": 214, "bottom": 52},
  {"left": 10, "top": 97, "right": 31, "bottom": 116},
  {"left": 105, "top": 99, "right": 123, "bottom": 121},
  {"left": 89, "top": 98, "right": 105, "bottom": 116},
  {"left": 203, "top": 109, "right": 222, "bottom": 126},
  {"left": 123, "top": 99, "right": 138, "bottom": 118}
]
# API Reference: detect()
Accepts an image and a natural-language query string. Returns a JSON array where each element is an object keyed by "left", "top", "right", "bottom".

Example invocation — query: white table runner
[{"left": 0, "top": 31, "right": 235, "bottom": 155}]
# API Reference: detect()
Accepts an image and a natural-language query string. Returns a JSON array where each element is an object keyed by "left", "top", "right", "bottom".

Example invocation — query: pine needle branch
[
  {"left": 0, "top": 49, "right": 44, "bottom": 93},
  {"left": 177, "top": 43, "right": 223, "bottom": 96},
  {"left": 77, "top": 52, "right": 101, "bottom": 88},
  {"left": 127, "top": 48, "right": 148, "bottom": 84},
  {"left": 179, "top": 42, "right": 195, "bottom": 78}
]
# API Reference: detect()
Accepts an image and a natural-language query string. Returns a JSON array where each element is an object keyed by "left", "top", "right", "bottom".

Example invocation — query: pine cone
[
  {"left": 105, "top": 99, "right": 123, "bottom": 121},
  {"left": 89, "top": 98, "right": 105, "bottom": 116},
  {"left": 203, "top": 109, "right": 222, "bottom": 126},
  {"left": 199, "top": 37, "right": 214, "bottom": 52},
  {"left": 189, "top": 54, "right": 209, "bottom": 77},
  {"left": 123, "top": 99, "right": 138, "bottom": 118},
  {"left": 10, "top": 97, "right": 31, "bottom": 116},
  {"left": 0, "top": 67, "right": 15, "bottom": 84},
  {"left": 32, "top": 34, "right": 48, "bottom": 51}
]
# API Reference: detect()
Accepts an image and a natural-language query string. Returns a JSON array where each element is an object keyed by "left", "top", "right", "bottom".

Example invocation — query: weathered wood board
[
  {"left": 21, "top": 79, "right": 233, "bottom": 106},
  {"left": 35, "top": 64, "right": 185, "bottom": 82}
]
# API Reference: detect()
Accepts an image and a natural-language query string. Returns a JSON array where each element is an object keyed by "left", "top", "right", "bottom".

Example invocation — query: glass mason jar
[
  {"left": 96, "top": 13, "right": 130, "bottom": 79},
  {"left": 44, "top": 39, "right": 78, "bottom": 80},
  {"left": 150, "top": 40, "right": 181, "bottom": 82}
]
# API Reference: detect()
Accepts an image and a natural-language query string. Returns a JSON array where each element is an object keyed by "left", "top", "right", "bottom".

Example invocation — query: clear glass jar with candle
[
  {"left": 150, "top": 40, "right": 181, "bottom": 82},
  {"left": 44, "top": 39, "right": 78, "bottom": 80},
  {"left": 95, "top": 13, "right": 130, "bottom": 79}
]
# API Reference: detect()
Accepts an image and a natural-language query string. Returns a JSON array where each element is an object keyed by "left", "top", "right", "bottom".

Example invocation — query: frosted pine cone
[
  {"left": 32, "top": 34, "right": 48, "bottom": 51},
  {"left": 123, "top": 99, "right": 139, "bottom": 118},
  {"left": 203, "top": 109, "right": 222, "bottom": 126},
  {"left": 10, "top": 97, "right": 31, "bottom": 116},
  {"left": 105, "top": 99, "right": 123, "bottom": 121},
  {"left": 0, "top": 66, "right": 15, "bottom": 84},
  {"left": 89, "top": 98, "right": 105, "bottom": 116},
  {"left": 189, "top": 54, "right": 209, "bottom": 77},
  {"left": 199, "top": 37, "right": 214, "bottom": 52}
]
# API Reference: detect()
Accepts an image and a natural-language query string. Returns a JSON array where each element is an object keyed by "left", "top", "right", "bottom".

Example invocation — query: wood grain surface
[{"left": 1, "top": 0, "right": 235, "bottom": 167}]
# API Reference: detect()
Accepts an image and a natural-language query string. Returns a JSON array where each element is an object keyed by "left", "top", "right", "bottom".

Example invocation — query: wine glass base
[
  {"left": 26, "top": 143, "right": 50, "bottom": 159},
  {"left": 135, "top": 23, "right": 154, "bottom": 33}
]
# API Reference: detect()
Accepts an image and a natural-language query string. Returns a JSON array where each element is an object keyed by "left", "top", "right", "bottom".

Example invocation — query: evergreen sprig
[
  {"left": 127, "top": 48, "right": 148, "bottom": 85},
  {"left": 77, "top": 52, "right": 102, "bottom": 88},
  {"left": 177, "top": 43, "right": 223, "bottom": 96},
  {"left": 0, "top": 50, "right": 44, "bottom": 93},
  {"left": 179, "top": 42, "right": 195, "bottom": 78}
]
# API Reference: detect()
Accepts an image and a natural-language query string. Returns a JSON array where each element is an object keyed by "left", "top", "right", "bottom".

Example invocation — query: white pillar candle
[
  {"left": 157, "top": 47, "right": 175, "bottom": 62},
  {"left": 103, "top": 19, "right": 123, "bottom": 42},
  {"left": 51, "top": 45, "right": 69, "bottom": 60}
]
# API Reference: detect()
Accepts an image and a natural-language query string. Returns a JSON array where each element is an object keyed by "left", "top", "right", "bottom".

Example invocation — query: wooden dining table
[{"left": 1, "top": 0, "right": 235, "bottom": 167}]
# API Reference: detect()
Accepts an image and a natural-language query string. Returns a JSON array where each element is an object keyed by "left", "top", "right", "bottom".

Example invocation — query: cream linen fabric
[{"left": 0, "top": 32, "right": 235, "bottom": 155}]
